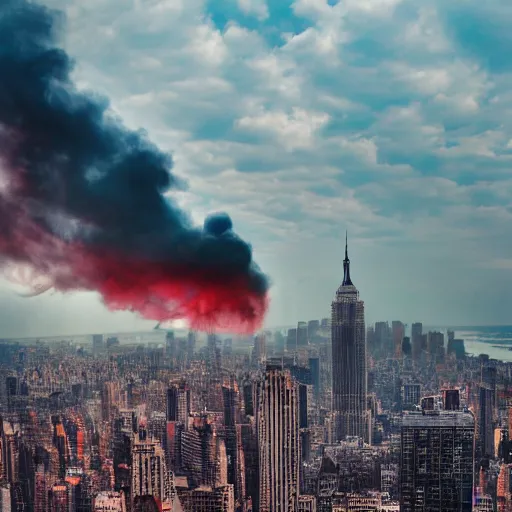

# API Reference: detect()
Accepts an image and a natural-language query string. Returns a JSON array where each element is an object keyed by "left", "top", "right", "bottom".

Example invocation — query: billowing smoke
[{"left": 0, "top": 0, "right": 269, "bottom": 333}]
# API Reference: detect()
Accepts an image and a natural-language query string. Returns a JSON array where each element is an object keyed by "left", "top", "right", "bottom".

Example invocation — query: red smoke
[
  {"left": 0, "top": 198, "right": 268, "bottom": 334},
  {"left": 0, "top": 0, "right": 270, "bottom": 334}
]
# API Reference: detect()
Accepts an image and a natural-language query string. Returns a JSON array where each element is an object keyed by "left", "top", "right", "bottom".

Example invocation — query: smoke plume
[{"left": 0, "top": 0, "right": 269, "bottom": 333}]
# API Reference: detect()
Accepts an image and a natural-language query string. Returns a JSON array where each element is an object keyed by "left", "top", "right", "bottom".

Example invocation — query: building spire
[{"left": 342, "top": 231, "right": 353, "bottom": 286}]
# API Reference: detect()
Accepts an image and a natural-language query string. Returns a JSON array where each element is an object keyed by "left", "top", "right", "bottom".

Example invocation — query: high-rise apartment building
[
  {"left": 400, "top": 393, "right": 475, "bottom": 512},
  {"left": 259, "top": 365, "right": 300, "bottom": 512},
  {"left": 331, "top": 235, "right": 369, "bottom": 443}
]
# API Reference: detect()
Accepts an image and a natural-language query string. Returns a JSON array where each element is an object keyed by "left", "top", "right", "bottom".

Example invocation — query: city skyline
[
  {"left": 1, "top": 0, "right": 512, "bottom": 510},
  {"left": 1, "top": 0, "right": 512, "bottom": 337}
]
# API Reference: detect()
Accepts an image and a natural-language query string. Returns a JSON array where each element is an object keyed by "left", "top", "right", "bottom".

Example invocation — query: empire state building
[{"left": 331, "top": 234, "right": 369, "bottom": 443}]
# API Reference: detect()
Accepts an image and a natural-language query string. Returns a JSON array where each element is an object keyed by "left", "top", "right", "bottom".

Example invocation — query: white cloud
[
  {"left": 343, "top": 0, "right": 404, "bottom": 15},
  {"left": 235, "top": 107, "right": 330, "bottom": 150},
  {"left": 292, "top": 0, "right": 333, "bottom": 21},
  {"left": 238, "top": 0, "right": 269, "bottom": 20},
  {"left": 186, "top": 24, "right": 228, "bottom": 67},
  {"left": 389, "top": 63, "right": 452, "bottom": 95},
  {"left": 337, "top": 137, "right": 379, "bottom": 165}
]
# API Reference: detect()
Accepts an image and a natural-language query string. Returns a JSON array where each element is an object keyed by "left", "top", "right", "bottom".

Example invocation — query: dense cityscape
[{"left": 0, "top": 243, "right": 510, "bottom": 512}]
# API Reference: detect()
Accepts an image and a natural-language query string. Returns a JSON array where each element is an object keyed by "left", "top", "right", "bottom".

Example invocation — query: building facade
[
  {"left": 259, "top": 365, "right": 300, "bottom": 512},
  {"left": 400, "top": 407, "right": 475, "bottom": 512}
]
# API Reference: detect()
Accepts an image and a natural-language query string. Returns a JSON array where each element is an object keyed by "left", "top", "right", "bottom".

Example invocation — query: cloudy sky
[{"left": 2, "top": 0, "right": 512, "bottom": 337}]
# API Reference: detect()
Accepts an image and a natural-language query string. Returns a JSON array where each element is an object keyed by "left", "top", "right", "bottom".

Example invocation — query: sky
[{"left": 1, "top": 0, "right": 512, "bottom": 337}]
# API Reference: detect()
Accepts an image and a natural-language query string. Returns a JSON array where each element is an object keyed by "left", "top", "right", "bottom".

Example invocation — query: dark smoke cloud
[{"left": 0, "top": 0, "right": 269, "bottom": 333}]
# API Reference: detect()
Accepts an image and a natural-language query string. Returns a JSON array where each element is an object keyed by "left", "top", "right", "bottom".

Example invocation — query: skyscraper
[
  {"left": 166, "top": 383, "right": 190, "bottom": 425},
  {"left": 392, "top": 321, "right": 405, "bottom": 358},
  {"left": 411, "top": 322, "right": 423, "bottom": 361},
  {"left": 258, "top": 365, "right": 300, "bottom": 512},
  {"left": 297, "top": 322, "right": 308, "bottom": 347},
  {"left": 131, "top": 426, "right": 178, "bottom": 509},
  {"left": 331, "top": 234, "right": 369, "bottom": 443},
  {"left": 400, "top": 398, "right": 475, "bottom": 512}
]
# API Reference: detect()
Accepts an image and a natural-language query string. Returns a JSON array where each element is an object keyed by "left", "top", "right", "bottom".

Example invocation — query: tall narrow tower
[
  {"left": 258, "top": 365, "right": 300, "bottom": 512},
  {"left": 331, "top": 233, "right": 369, "bottom": 443}
]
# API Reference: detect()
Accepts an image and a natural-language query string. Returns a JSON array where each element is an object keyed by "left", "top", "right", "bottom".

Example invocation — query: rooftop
[{"left": 402, "top": 410, "right": 475, "bottom": 428}]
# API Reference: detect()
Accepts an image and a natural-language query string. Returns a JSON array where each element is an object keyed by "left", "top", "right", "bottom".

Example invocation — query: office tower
[
  {"left": 113, "top": 415, "right": 133, "bottom": 491},
  {"left": 101, "top": 381, "right": 121, "bottom": 423},
  {"left": 165, "top": 331, "right": 177, "bottom": 360},
  {"left": 252, "top": 334, "right": 267, "bottom": 367},
  {"left": 298, "top": 384, "right": 309, "bottom": 430},
  {"left": 374, "top": 322, "right": 391, "bottom": 353},
  {"left": 427, "top": 331, "right": 445, "bottom": 364},
  {"left": 92, "top": 334, "right": 104, "bottom": 356},
  {"left": 331, "top": 234, "right": 369, "bottom": 443},
  {"left": 287, "top": 328, "right": 297, "bottom": 352},
  {"left": 240, "top": 422, "right": 259, "bottom": 510},
  {"left": 400, "top": 393, "right": 475, "bottom": 512},
  {"left": 131, "top": 427, "right": 175, "bottom": 509},
  {"left": 297, "top": 322, "right": 308, "bottom": 347},
  {"left": 402, "top": 336, "right": 412, "bottom": 358},
  {"left": 392, "top": 321, "right": 405, "bottom": 358},
  {"left": 207, "top": 334, "right": 221, "bottom": 373},
  {"left": 222, "top": 382, "right": 246, "bottom": 502},
  {"left": 166, "top": 383, "right": 190, "bottom": 425},
  {"left": 181, "top": 415, "right": 227, "bottom": 489},
  {"left": 259, "top": 365, "right": 300, "bottom": 512},
  {"left": 447, "top": 339, "right": 466, "bottom": 360},
  {"left": 187, "top": 331, "right": 196, "bottom": 360},
  {"left": 274, "top": 331, "right": 286, "bottom": 353},
  {"left": 411, "top": 323, "right": 423, "bottom": 360},
  {"left": 1, "top": 420, "right": 19, "bottom": 484},
  {"left": 308, "top": 320, "right": 320, "bottom": 340}
]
